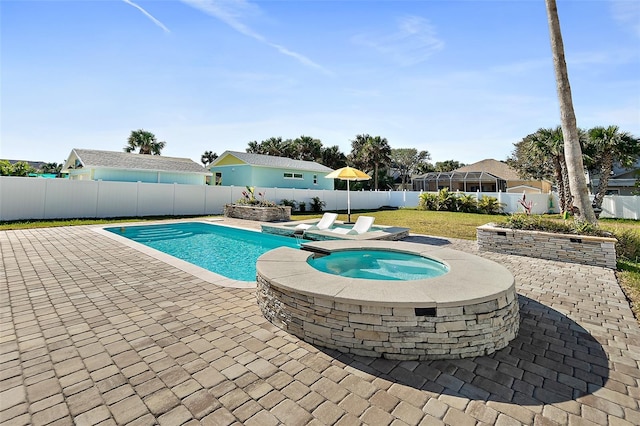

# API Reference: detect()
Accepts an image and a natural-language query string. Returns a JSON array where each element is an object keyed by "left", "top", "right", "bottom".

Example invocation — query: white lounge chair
[
  {"left": 331, "top": 216, "right": 375, "bottom": 235},
  {"left": 295, "top": 212, "right": 338, "bottom": 232}
]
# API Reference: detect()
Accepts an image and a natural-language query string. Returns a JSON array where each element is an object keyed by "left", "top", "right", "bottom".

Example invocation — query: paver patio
[{"left": 1, "top": 218, "right": 639, "bottom": 425}]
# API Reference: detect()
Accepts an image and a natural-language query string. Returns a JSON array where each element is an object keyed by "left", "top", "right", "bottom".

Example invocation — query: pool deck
[{"left": 1, "top": 217, "right": 640, "bottom": 425}]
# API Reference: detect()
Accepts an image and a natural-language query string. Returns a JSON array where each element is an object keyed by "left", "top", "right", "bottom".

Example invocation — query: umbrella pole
[{"left": 347, "top": 180, "right": 351, "bottom": 223}]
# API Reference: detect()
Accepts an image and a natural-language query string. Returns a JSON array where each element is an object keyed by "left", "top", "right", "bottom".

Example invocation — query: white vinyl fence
[{"left": 1, "top": 176, "right": 638, "bottom": 221}]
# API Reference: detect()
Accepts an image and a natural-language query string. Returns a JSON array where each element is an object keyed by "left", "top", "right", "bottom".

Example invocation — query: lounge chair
[
  {"left": 331, "top": 216, "right": 375, "bottom": 235},
  {"left": 295, "top": 212, "right": 338, "bottom": 232}
]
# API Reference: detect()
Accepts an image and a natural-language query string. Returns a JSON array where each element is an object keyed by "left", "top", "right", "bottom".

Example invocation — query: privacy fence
[{"left": 1, "top": 176, "right": 638, "bottom": 221}]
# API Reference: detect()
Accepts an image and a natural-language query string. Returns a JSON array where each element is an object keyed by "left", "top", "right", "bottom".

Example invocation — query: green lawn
[{"left": 292, "top": 208, "right": 510, "bottom": 241}]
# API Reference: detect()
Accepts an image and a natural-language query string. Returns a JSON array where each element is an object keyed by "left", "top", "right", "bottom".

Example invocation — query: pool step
[{"left": 125, "top": 227, "right": 195, "bottom": 242}]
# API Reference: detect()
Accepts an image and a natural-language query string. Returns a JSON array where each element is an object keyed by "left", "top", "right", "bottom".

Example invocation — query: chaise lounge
[
  {"left": 330, "top": 216, "right": 375, "bottom": 235},
  {"left": 295, "top": 212, "right": 338, "bottom": 232}
]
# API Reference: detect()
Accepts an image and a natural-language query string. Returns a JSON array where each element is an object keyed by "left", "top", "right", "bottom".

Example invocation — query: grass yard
[{"left": 292, "top": 208, "right": 510, "bottom": 241}]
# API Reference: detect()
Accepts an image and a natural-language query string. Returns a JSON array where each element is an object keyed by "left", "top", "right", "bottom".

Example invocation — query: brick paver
[{"left": 1, "top": 218, "right": 639, "bottom": 425}]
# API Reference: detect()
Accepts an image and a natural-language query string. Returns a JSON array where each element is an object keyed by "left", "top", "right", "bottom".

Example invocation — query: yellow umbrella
[{"left": 325, "top": 166, "right": 371, "bottom": 223}]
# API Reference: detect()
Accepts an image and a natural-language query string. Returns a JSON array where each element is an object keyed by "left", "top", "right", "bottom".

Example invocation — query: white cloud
[
  {"left": 122, "top": 0, "right": 170, "bottom": 33},
  {"left": 179, "top": 0, "right": 331, "bottom": 74},
  {"left": 611, "top": 0, "right": 640, "bottom": 37},
  {"left": 352, "top": 15, "right": 444, "bottom": 66}
]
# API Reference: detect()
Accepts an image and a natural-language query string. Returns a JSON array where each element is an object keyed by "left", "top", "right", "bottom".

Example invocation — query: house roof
[
  {"left": 454, "top": 159, "right": 521, "bottom": 181},
  {"left": 212, "top": 151, "right": 333, "bottom": 173},
  {"left": 64, "top": 149, "right": 211, "bottom": 175}
]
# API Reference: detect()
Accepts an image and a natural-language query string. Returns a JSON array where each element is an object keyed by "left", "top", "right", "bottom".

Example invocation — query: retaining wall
[
  {"left": 223, "top": 204, "right": 291, "bottom": 222},
  {"left": 477, "top": 224, "right": 617, "bottom": 269}
]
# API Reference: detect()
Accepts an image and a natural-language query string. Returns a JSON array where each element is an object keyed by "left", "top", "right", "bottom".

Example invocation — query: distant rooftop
[
  {"left": 65, "top": 149, "right": 210, "bottom": 174},
  {"left": 215, "top": 151, "right": 333, "bottom": 173}
]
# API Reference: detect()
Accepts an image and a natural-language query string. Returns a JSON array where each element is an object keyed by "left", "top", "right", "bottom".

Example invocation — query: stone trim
[
  {"left": 477, "top": 224, "right": 617, "bottom": 269},
  {"left": 256, "top": 275, "right": 519, "bottom": 360},
  {"left": 224, "top": 204, "right": 291, "bottom": 222}
]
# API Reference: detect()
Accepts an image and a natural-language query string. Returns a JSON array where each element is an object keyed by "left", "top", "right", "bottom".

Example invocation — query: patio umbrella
[{"left": 325, "top": 166, "right": 371, "bottom": 223}]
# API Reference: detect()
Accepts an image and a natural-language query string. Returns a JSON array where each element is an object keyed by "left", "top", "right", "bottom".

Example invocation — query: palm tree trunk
[
  {"left": 552, "top": 157, "right": 566, "bottom": 212},
  {"left": 559, "top": 156, "right": 573, "bottom": 213},
  {"left": 545, "top": 0, "right": 596, "bottom": 223},
  {"left": 592, "top": 153, "right": 614, "bottom": 210},
  {"left": 373, "top": 164, "right": 379, "bottom": 190}
]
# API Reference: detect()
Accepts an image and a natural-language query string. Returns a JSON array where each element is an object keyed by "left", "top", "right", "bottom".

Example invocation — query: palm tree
[
  {"left": 291, "top": 135, "right": 322, "bottom": 162},
  {"left": 262, "top": 137, "right": 287, "bottom": 156},
  {"left": 320, "top": 145, "right": 347, "bottom": 170},
  {"left": 124, "top": 129, "right": 166, "bottom": 155},
  {"left": 201, "top": 151, "right": 218, "bottom": 167},
  {"left": 348, "top": 134, "right": 392, "bottom": 190},
  {"left": 363, "top": 136, "right": 392, "bottom": 190},
  {"left": 545, "top": 0, "right": 596, "bottom": 223},
  {"left": 41, "top": 162, "right": 62, "bottom": 174},
  {"left": 585, "top": 126, "right": 640, "bottom": 210},
  {"left": 246, "top": 141, "right": 261, "bottom": 153},
  {"left": 530, "top": 127, "right": 572, "bottom": 214}
]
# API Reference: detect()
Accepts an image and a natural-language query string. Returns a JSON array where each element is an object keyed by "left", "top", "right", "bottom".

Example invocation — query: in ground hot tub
[
  {"left": 256, "top": 240, "right": 519, "bottom": 360},
  {"left": 307, "top": 250, "right": 449, "bottom": 280}
]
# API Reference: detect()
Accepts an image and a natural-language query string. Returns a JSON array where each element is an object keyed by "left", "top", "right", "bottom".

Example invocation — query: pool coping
[{"left": 257, "top": 239, "right": 515, "bottom": 308}]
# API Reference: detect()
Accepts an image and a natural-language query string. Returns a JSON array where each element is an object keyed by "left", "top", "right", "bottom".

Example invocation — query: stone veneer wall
[
  {"left": 477, "top": 224, "right": 617, "bottom": 269},
  {"left": 256, "top": 274, "right": 519, "bottom": 360},
  {"left": 224, "top": 204, "right": 291, "bottom": 222}
]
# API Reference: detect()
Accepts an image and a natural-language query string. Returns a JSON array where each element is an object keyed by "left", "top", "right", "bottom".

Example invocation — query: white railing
[{"left": 1, "top": 176, "right": 638, "bottom": 221}]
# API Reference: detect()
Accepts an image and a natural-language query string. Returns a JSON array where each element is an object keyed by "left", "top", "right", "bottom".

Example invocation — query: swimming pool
[{"left": 105, "top": 222, "right": 300, "bottom": 282}]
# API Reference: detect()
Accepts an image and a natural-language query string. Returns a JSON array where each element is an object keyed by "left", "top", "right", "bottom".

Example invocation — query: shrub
[
  {"left": 310, "top": 197, "right": 326, "bottom": 213},
  {"left": 298, "top": 202, "right": 306, "bottom": 212},
  {"left": 613, "top": 228, "right": 640, "bottom": 262},
  {"left": 503, "top": 214, "right": 611, "bottom": 237},
  {"left": 418, "top": 188, "right": 457, "bottom": 211},
  {"left": 419, "top": 189, "right": 503, "bottom": 215},
  {"left": 455, "top": 194, "right": 478, "bottom": 213},
  {"left": 280, "top": 199, "right": 297, "bottom": 209},
  {"left": 418, "top": 192, "right": 437, "bottom": 210},
  {"left": 235, "top": 186, "right": 276, "bottom": 207},
  {"left": 477, "top": 195, "right": 505, "bottom": 215}
]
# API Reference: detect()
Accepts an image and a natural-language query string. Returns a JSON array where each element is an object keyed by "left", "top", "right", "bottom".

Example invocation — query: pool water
[
  {"left": 106, "top": 222, "right": 300, "bottom": 281},
  {"left": 308, "top": 250, "right": 449, "bottom": 281}
]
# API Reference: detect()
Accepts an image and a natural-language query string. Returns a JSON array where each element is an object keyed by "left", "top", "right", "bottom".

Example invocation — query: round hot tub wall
[{"left": 256, "top": 240, "right": 520, "bottom": 360}]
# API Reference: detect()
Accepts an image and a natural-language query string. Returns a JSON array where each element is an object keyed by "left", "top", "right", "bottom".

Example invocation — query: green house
[{"left": 209, "top": 151, "right": 334, "bottom": 190}]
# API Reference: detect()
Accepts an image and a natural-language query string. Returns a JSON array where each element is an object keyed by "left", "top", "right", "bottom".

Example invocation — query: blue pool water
[
  {"left": 308, "top": 250, "right": 449, "bottom": 281},
  {"left": 106, "top": 222, "right": 300, "bottom": 281}
]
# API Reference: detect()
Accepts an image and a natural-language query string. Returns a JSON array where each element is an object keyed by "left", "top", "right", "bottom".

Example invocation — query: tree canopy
[
  {"left": 391, "top": 148, "right": 431, "bottom": 189},
  {"left": 0, "top": 160, "right": 35, "bottom": 176},
  {"left": 124, "top": 129, "right": 166, "bottom": 155},
  {"left": 348, "top": 134, "right": 392, "bottom": 190},
  {"left": 201, "top": 151, "right": 218, "bottom": 167},
  {"left": 508, "top": 125, "right": 639, "bottom": 212}
]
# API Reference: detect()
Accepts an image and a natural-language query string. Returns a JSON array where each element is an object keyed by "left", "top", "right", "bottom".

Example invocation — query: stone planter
[
  {"left": 477, "top": 223, "right": 617, "bottom": 269},
  {"left": 224, "top": 204, "right": 291, "bottom": 222}
]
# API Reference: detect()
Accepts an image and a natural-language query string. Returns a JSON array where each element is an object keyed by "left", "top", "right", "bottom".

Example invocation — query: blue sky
[{"left": 2, "top": 0, "right": 639, "bottom": 166}]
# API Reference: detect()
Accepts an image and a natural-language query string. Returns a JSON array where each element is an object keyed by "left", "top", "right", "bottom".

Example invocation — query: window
[
  {"left": 313, "top": 174, "right": 317, "bottom": 185},
  {"left": 284, "top": 172, "right": 303, "bottom": 179},
  {"left": 215, "top": 172, "right": 222, "bottom": 185}
]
